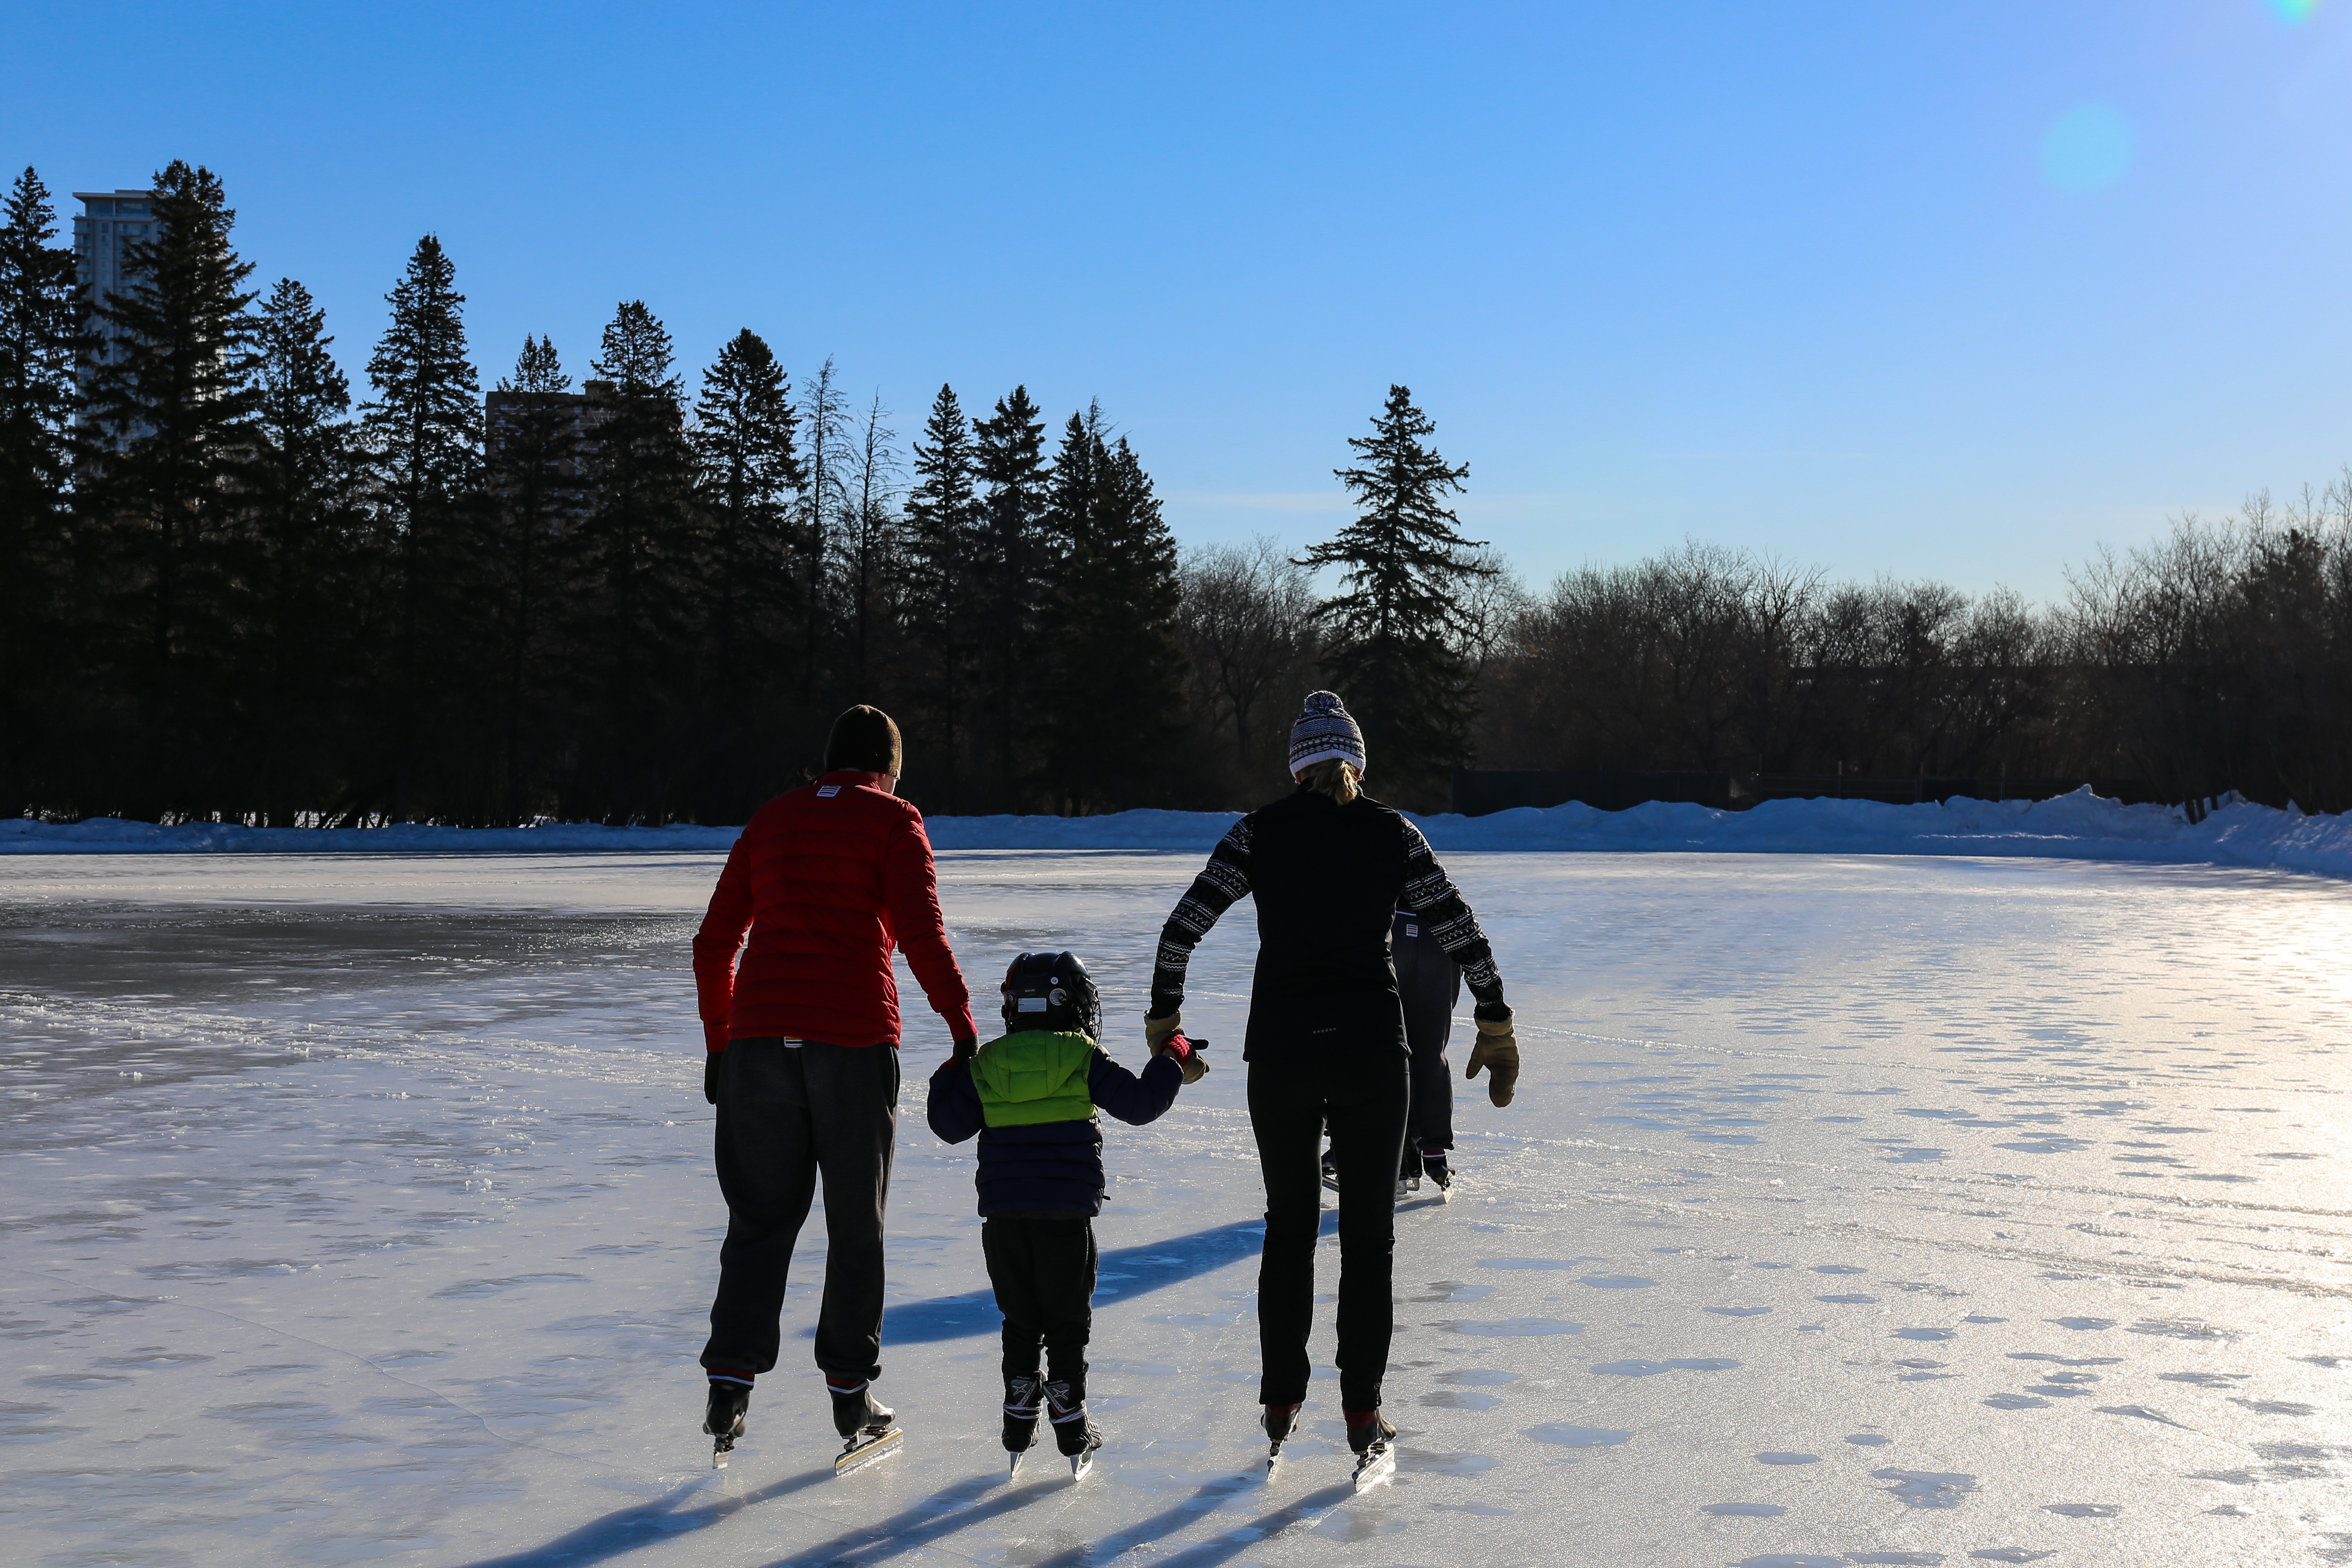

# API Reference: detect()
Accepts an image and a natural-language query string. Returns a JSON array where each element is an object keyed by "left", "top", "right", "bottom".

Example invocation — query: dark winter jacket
[
  {"left": 692, "top": 770, "right": 978, "bottom": 1053},
  {"left": 926, "top": 1029, "right": 1182, "bottom": 1215},
  {"left": 1151, "top": 787, "right": 1506, "bottom": 1059}
]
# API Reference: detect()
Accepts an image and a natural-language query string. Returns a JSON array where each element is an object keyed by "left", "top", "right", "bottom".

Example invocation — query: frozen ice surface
[{"left": 3, "top": 849, "right": 2349, "bottom": 1566}]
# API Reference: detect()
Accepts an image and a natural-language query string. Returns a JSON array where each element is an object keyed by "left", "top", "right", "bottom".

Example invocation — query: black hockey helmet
[{"left": 1000, "top": 951, "right": 1100, "bottom": 1038}]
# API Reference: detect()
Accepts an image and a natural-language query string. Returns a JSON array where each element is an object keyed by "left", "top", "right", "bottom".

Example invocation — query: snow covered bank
[
  {"left": 14, "top": 790, "right": 2352, "bottom": 879},
  {"left": 8, "top": 788, "right": 2352, "bottom": 878}
]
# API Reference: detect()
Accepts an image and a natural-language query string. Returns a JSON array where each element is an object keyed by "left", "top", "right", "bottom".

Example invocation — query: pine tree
[
  {"left": 971, "top": 385, "right": 1050, "bottom": 809},
  {"left": 82, "top": 162, "right": 261, "bottom": 816},
  {"left": 1040, "top": 406, "right": 1188, "bottom": 810},
  {"left": 0, "top": 166, "right": 85, "bottom": 811},
  {"left": 689, "top": 328, "right": 801, "bottom": 815},
  {"left": 902, "top": 383, "right": 978, "bottom": 809},
  {"left": 580, "top": 299, "right": 690, "bottom": 818},
  {"left": 485, "top": 335, "right": 583, "bottom": 823},
  {"left": 244, "top": 277, "right": 356, "bottom": 820},
  {"left": 1301, "top": 384, "right": 1491, "bottom": 807},
  {"left": 361, "top": 234, "right": 482, "bottom": 820}
]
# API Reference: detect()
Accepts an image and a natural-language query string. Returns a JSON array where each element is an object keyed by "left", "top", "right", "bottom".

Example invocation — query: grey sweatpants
[{"left": 1391, "top": 909, "right": 1462, "bottom": 1153}]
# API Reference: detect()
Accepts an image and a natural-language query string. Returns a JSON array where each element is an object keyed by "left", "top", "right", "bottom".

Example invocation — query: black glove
[
  {"left": 953, "top": 1034, "right": 978, "bottom": 1062},
  {"left": 703, "top": 1050, "right": 723, "bottom": 1106}
]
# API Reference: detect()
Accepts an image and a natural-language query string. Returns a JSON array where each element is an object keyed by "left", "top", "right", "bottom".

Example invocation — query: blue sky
[{"left": 5, "top": 1, "right": 2349, "bottom": 600}]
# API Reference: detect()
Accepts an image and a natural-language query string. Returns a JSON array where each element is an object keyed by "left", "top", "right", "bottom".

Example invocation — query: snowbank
[{"left": 8, "top": 788, "right": 2352, "bottom": 880}]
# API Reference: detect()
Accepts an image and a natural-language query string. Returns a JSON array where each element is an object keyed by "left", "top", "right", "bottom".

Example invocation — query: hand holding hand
[
  {"left": 1464, "top": 1009, "right": 1519, "bottom": 1108},
  {"left": 952, "top": 1034, "right": 978, "bottom": 1062},
  {"left": 1155, "top": 1030, "right": 1211, "bottom": 1084},
  {"left": 1144, "top": 1009, "right": 1183, "bottom": 1053}
]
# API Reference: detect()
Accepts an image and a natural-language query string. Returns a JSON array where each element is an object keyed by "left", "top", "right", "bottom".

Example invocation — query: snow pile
[{"left": 9, "top": 788, "right": 2352, "bottom": 880}]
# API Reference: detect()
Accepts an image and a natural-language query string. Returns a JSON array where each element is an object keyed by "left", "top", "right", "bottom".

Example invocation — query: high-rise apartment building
[{"left": 73, "top": 189, "right": 156, "bottom": 364}]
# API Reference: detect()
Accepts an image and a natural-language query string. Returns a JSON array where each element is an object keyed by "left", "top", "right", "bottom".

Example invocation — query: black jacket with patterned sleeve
[{"left": 1150, "top": 786, "right": 1507, "bottom": 1060}]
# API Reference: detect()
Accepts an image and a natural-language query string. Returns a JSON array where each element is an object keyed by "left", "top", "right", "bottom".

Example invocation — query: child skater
[{"left": 927, "top": 951, "right": 1206, "bottom": 1478}]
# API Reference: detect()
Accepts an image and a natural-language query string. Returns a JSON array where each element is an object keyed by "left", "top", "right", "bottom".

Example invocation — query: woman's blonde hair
[{"left": 1297, "top": 758, "right": 1361, "bottom": 803}]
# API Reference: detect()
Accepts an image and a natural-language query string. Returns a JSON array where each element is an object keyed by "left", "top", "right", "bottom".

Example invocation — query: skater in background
[
  {"left": 1391, "top": 902, "right": 1461, "bottom": 1194},
  {"left": 692, "top": 706, "right": 979, "bottom": 1465},
  {"left": 926, "top": 951, "right": 1208, "bottom": 1477},
  {"left": 1144, "top": 690, "right": 1521, "bottom": 1476},
  {"left": 1320, "top": 907, "right": 1462, "bottom": 1200}
]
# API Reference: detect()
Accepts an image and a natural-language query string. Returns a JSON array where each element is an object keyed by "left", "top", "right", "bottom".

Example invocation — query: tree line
[{"left": 6, "top": 162, "right": 2347, "bottom": 822}]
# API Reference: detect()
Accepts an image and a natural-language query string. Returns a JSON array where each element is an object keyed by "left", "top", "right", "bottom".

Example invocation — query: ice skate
[
  {"left": 1346, "top": 1408, "right": 1396, "bottom": 1491},
  {"left": 828, "top": 1377, "right": 901, "bottom": 1476},
  {"left": 1320, "top": 1149, "right": 1340, "bottom": 1193},
  {"left": 1262, "top": 1401, "right": 1302, "bottom": 1474},
  {"left": 703, "top": 1379, "right": 750, "bottom": 1469},
  {"left": 1002, "top": 1373, "right": 1042, "bottom": 1478},
  {"left": 1422, "top": 1154, "right": 1451, "bottom": 1196},
  {"left": 1399, "top": 1150, "right": 1422, "bottom": 1196},
  {"left": 1045, "top": 1379, "right": 1102, "bottom": 1480}
]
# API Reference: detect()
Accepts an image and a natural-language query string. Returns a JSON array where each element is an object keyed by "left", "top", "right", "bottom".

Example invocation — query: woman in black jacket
[{"left": 1143, "top": 691, "right": 1520, "bottom": 1467}]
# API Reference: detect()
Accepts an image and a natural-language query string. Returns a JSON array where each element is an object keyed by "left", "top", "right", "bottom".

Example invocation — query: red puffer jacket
[{"left": 693, "top": 771, "right": 977, "bottom": 1051}]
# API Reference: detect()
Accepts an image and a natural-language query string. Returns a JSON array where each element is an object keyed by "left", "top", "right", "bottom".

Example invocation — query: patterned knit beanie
[{"left": 1288, "top": 691, "right": 1365, "bottom": 776}]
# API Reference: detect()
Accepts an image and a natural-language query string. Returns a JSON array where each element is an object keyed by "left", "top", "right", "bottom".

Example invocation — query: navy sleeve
[
  {"left": 926, "top": 1057, "right": 984, "bottom": 1144},
  {"left": 1087, "top": 1047, "right": 1181, "bottom": 1127}
]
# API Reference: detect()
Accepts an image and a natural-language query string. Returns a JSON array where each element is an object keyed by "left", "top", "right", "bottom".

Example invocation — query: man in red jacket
[{"left": 693, "top": 706, "right": 978, "bottom": 1459}]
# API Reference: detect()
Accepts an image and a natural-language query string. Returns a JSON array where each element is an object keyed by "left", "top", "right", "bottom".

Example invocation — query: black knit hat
[{"left": 824, "top": 705, "right": 903, "bottom": 776}]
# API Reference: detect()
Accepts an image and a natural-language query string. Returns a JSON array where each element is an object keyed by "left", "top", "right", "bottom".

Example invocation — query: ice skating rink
[{"left": 3, "top": 850, "right": 2348, "bottom": 1567}]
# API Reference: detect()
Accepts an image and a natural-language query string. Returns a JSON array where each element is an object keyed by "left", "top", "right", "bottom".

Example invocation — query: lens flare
[
  {"left": 2040, "top": 104, "right": 2133, "bottom": 193},
  {"left": 2269, "top": 0, "right": 2318, "bottom": 23}
]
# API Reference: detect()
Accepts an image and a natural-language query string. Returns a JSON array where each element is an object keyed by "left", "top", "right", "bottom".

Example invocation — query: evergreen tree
[
  {"left": 580, "top": 299, "right": 690, "bottom": 817},
  {"left": 797, "top": 355, "right": 848, "bottom": 704},
  {"left": 0, "top": 166, "right": 84, "bottom": 810},
  {"left": 901, "top": 382, "right": 978, "bottom": 809},
  {"left": 485, "top": 335, "right": 583, "bottom": 823},
  {"left": 82, "top": 161, "right": 261, "bottom": 815},
  {"left": 361, "top": 234, "right": 482, "bottom": 820},
  {"left": 689, "top": 328, "right": 801, "bottom": 815},
  {"left": 244, "top": 277, "right": 356, "bottom": 820},
  {"left": 971, "top": 384, "right": 1050, "bottom": 809},
  {"left": 1040, "top": 406, "right": 1188, "bottom": 809},
  {"left": 1302, "top": 384, "right": 1491, "bottom": 807}
]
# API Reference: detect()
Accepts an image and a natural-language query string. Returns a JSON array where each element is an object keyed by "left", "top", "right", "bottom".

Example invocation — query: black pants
[
  {"left": 702, "top": 1039, "right": 900, "bottom": 1382},
  {"left": 982, "top": 1212, "right": 1097, "bottom": 1400},
  {"left": 1393, "top": 912, "right": 1462, "bottom": 1155},
  {"left": 1249, "top": 1048, "right": 1411, "bottom": 1411}
]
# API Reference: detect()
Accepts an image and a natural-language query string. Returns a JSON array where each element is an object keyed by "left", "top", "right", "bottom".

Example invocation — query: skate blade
[
  {"left": 712, "top": 1434, "right": 737, "bottom": 1470},
  {"left": 1008, "top": 1451, "right": 1022, "bottom": 1480},
  {"left": 1069, "top": 1449, "right": 1096, "bottom": 1482},
  {"left": 834, "top": 1426, "right": 903, "bottom": 1477},
  {"left": 1351, "top": 1445, "right": 1396, "bottom": 1491}
]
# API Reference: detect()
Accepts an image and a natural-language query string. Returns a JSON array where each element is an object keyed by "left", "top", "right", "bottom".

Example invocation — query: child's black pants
[{"left": 982, "top": 1211, "right": 1097, "bottom": 1400}]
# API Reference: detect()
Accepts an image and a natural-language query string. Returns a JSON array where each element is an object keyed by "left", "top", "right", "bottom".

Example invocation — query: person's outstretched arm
[
  {"left": 1149, "top": 817, "right": 1255, "bottom": 1027},
  {"left": 1088, "top": 1044, "right": 1184, "bottom": 1126},
  {"left": 926, "top": 1053, "right": 984, "bottom": 1144},
  {"left": 1399, "top": 820, "right": 1505, "bottom": 1008},
  {"left": 1400, "top": 821, "right": 1521, "bottom": 1106},
  {"left": 882, "top": 810, "right": 979, "bottom": 1046},
  {"left": 692, "top": 836, "right": 755, "bottom": 1057}
]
